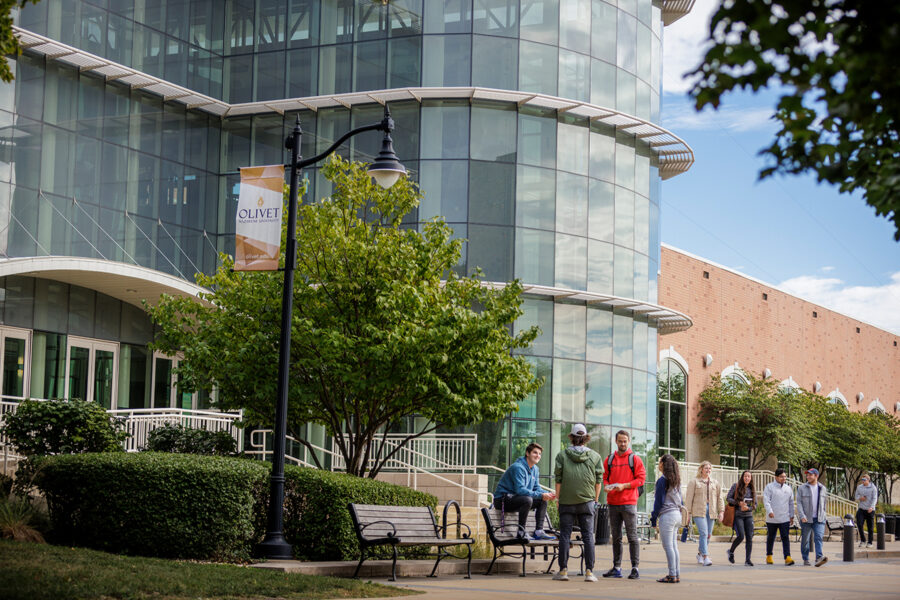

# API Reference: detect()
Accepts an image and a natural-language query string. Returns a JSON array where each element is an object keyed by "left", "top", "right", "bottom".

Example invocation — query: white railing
[
  {"left": 247, "top": 430, "right": 492, "bottom": 507},
  {"left": 752, "top": 469, "right": 858, "bottom": 519},
  {"left": 680, "top": 461, "right": 741, "bottom": 495},
  {"left": 0, "top": 400, "right": 244, "bottom": 453},
  {"left": 330, "top": 434, "right": 478, "bottom": 472}
]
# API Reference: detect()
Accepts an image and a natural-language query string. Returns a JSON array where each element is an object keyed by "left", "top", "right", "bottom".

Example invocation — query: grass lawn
[{"left": 0, "top": 539, "right": 417, "bottom": 600}]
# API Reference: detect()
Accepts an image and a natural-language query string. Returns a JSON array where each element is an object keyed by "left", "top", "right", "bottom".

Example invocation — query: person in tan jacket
[{"left": 684, "top": 461, "right": 725, "bottom": 566}]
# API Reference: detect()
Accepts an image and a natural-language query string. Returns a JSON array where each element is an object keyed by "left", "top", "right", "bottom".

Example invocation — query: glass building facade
[{"left": 3, "top": 0, "right": 692, "bottom": 502}]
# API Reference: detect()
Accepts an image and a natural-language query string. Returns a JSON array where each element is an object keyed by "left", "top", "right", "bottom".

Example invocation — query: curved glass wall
[{"left": 19, "top": 1, "right": 662, "bottom": 120}]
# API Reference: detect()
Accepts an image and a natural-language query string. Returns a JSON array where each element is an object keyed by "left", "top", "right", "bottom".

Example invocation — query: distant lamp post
[{"left": 256, "top": 106, "right": 405, "bottom": 560}]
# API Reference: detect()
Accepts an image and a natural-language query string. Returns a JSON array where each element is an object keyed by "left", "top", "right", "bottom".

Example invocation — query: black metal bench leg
[
  {"left": 466, "top": 544, "right": 472, "bottom": 579},
  {"left": 485, "top": 547, "right": 498, "bottom": 575},
  {"left": 389, "top": 545, "right": 398, "bottom": 582},
  {"left": 353, "top": 548, "right": 366, "bottom": 579},
  {"left": 429, "top": 550, "right": 444, "bottom": 578},
  {"left": 520, "top": 546, "right": 527, "bottom": 577},
  {"left": 545, "top": 548, "right": 557, "bottom": 574}
]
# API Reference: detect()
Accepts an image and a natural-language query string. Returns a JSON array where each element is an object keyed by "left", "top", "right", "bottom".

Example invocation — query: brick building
[{"left": 657, "top": 244, "right": 900, "bottom": 467}]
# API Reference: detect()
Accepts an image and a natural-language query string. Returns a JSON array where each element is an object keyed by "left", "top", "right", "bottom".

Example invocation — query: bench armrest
[
  {"left": 490, "top": 523, "right": 527, "bottom": 539},
  {"left": 358, "top": 520, "right": 398, "bottom": 541},
  {"left": 438, "top": 522, "right": 472, "bottom": 539}
]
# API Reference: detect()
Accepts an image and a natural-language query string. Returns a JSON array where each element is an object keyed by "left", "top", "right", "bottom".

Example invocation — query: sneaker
[
  {"left": 803, "top": 560, "right": 811, "bottom": 566},
  {"left": 703, "top": 556, "right": 713, "bottom": 566},
  {"left": 696, "top": 552, "right": 703, "bottom": 565},
  {"left": 866, "top": 543, "right": 873, "bottom": 548},
  {"left": 628, "top": 568, "right": 640, "bottom": 580},
  {"left": 766, "top": 555, "right": 774, "bottom": 565},
  {"left": 815, "top": 556, "right": 828, "bottom": 567},
  {"left": 858, "top": 541, "right": 865, "bottom": 548},
  {"left": 785, "top": 556, "right": 795, "bottom": 566},
  {"left": 531, "top": 530, "right": 555, "bottom": 541},
  {"left": 727, "top": 550, "right": 735, "bottom": 564},
  {"left": 602, "top": 567, "right": 622, "bottom": 578},
  {"left": 745, "top": 560, "right": 754, "bottom": 567},
  {"left": 584, "top": 570, "right": 597, "bottom": 582},
  {"left": 552, "top": 569, "right": 569, "bottom": 581}
]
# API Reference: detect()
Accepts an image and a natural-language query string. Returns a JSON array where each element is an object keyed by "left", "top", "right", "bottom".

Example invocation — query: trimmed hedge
[
  {"left": 145, "top": 423, "right": 238, "bottom": 455},
  {"left": 281, "top": 465, "right": 437, "bottom": 561},
  {"left": 34, "top": 453, "right": 268, "bottom": 561},
  {"left": 33, "top": 453, "right": 437, "bottom": 562}
]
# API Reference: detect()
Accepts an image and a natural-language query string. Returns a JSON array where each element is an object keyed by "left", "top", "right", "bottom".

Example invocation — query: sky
[{"left": 659, "top": 0, "right": 900, "bottom": 335}]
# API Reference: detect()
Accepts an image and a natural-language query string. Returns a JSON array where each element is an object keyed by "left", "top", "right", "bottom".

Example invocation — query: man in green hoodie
[{"left": 552, "top": 423, "right": 604, "bottom": 583}]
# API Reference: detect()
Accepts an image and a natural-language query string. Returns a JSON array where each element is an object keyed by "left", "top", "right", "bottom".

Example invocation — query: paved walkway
[{"left": 378, "top": 541, "right": 900, "bottom": 600}]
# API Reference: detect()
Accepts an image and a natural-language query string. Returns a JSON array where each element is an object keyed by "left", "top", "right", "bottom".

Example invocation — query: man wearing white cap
[
  {"left": 796, "top": 468, "right": 828, "bottom": 567},
  {"left": 552, "top": 423, "right": 604, "bottom": 582}
]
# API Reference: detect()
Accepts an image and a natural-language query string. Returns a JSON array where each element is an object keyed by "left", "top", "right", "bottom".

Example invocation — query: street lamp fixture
[{"left": 256, "top": 106, "right": 405, "bottom": 560}]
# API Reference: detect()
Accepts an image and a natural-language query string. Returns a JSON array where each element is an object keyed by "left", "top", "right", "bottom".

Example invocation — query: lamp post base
[{"left": 256, "top": 534, "right": 293, "bottom": 560}]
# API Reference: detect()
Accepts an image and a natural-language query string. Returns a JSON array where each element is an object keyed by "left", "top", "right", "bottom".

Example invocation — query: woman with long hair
[
  {"left": 651, "top": 453, "right": 683, "bottom": 583},
  {"left": 684, "top": 460, "right": 725, "bottom": 565},
  {"left": 726, "top": 470, "right": 756, "bottom": 566}
]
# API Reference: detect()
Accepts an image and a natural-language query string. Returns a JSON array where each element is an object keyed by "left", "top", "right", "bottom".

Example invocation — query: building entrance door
[
  {"left": 0, "top": 328, "right": 30, "bottom": 402},
  {"left": 65, "top": 337, "right": 119, "bottom": 408}
]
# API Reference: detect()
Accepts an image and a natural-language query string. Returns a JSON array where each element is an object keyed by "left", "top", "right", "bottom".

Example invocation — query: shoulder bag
[{"left": 722, "top": 489, "right": 736, "bottom": 528}]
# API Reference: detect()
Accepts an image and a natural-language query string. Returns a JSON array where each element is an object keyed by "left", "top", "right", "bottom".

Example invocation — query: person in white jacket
[{"left": 763, "top": 468, "right": 795, "bottom": 565}]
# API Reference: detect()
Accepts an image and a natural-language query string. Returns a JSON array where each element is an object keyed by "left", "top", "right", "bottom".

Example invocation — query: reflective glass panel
[
  {"left": 585, "top": 362, "right": 611, "bottom": 424},
  {"left": 515, "top": 165, "right": 555, "bottom": 229},
  {"left": 517, "top": 356, "right": 552, "bottom": 419},
  {"left": 472, "top": 35, "right": 518, "bottom": 90},
  {"left": 612, "top": 311, "right": 632, "bottom": 366},
  {"left": 2, "top": 337, "right": 26, "bottom": 398},
  {"left": 615, "top": 187, "right": 634, "bottom": 248},
  {"left": 470, "top": 104, "right": 517, "bottom": 163},
  {"left": 518, "top": 41, "right": 558, "bottom": 96},
  {"left": 558, "top": 50, "right": 590, "bottom": 102},
  {"left": 515, "top": 228, "right": 554, "bottom": 286},
  {"left": 559, "top": 0, "right": 590, "bottom": 53},
  {"left": 553, "top": 302, "right": 586, "bottom": 359},
  {"left": 556, "top": 172, "right": 588, "bottom": 235},
  {"left": 591, "top": 1, "right": 616, "bottom": 62},
  {"left": 422, "top": 35, "right": 471, "bottom": 86},
  {"left": 469, "top": 161, "right": 516, "bottom": 226},
  {"left": 589, "top": 179, "right": 614, "bottom": 241},
  {"left": 587, "top": 239, "right": 613, "bottom": 294},
  {"left": 553, "top": 358, "right": 585, "bottom": 422},
  {"left": 611, "top": 365, "right": 632, "bottom": 428},
  {"left": 613, "top": 245, "right": 634, "bottom": 298},
  {"left": 555, "top": 233, "right": 587, "bottom": 290},
  {"left": 556, "top": 119, "right": 589, "bottom": 175},
  {"left": 517, "top": 109, "right": 556, "bottom": 169},
  {"left": 519, "top": 0, "right": 558, "bottom": 45},
  {"left": 418, "top": 160, "right": 468, "bottom": 222},
  {"left": 586, "top": 305, "right": 613, "bottom": 363},
  {"left": 68, "top": 345, "right": 90, "bottom": 401},
  {"left": 420, "top": 101, "right": 469, "bottom": 159}
]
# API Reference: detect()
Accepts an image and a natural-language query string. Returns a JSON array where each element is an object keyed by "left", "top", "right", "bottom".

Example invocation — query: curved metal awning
[
  {"left": 483, "top": 282, "right": 693, "bottom": 334},
  {"left": 0, "top": 256, "right": 210, "bottom": 309},
  {"left": 662, "top": 0, "right": 697, "bottom": 26},
  {"left": 14, "top": 27, "right": 694, "bottom": 180}
]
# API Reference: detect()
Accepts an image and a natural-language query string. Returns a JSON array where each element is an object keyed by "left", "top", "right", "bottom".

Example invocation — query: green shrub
[
  {"left": 0, "top": 496, "right": 45, "bottom": 543},
  {"left": 279, "top": 466, "right": 437, "bottom": 561},
  {"left": 1, "top": 399, "right": 128, "bottom": 456},
  {"left": 0, "top": 473, "right": 11, "bottom": 497},
  {"left": 34, "top": 453, "right": 268, "bottom": 561},
  {"left": 145, "top": 423, "right": 237, "bottom": 456}
]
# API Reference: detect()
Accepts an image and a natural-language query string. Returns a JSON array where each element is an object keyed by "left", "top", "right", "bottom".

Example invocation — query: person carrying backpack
[{"left": 601, "top": 429, "right": 646, "bottom": 580}]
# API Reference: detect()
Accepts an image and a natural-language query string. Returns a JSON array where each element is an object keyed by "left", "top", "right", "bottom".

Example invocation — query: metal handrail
[{"left": 330, "top": 434, "right": 478, "bottom": 472}]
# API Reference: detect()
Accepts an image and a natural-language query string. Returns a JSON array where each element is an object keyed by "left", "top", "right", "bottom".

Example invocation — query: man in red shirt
[{"left": 601, "top": 430, "right": 646, "bottom": 580}]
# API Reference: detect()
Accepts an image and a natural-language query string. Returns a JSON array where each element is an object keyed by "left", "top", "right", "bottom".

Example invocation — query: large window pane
[
  {"left": 471, "top": 104, "right": 517, "bottom": 163},
  {"left": 589, "top": 179, "right": 614, "bottom": 241},
  {"left": 555, "top": 233, "right": 586, "bottom": 290},
  {"left": 591, "top": 1, "right": 616, "bottom": 62},
  {"left": 418, "top": 160, "right": 468, "bottom": 222},
  {"left": 420, "top": 101, "right": 469, "bottom": 158},
  {"left": 611, "top": 365, "right": 632, "bottom": 428},
  {"left": 553, "top": 302, "right": 585, "bottom": 359},
  {"left": 616, "top": 69, "right": 636, "bottom": 116},
  {"left": 517, "top": 356, "right": 552, "bottom": 419},
  {"left": 515, "top": 165, "right": 555, "bottom": 229},
  {"left": 615, "top": 135, "right": 635, "bottom": 189},
  {"left": 518, "top": 41, "right": 557, "bottom": 96},
  {"left": 318, "top": 44, "right": 352, "bottom": 94},
  {"left": 467, "top": 224, "right": 514, "bottom": 281},
  {"left": 613, "top": 245, "right": 634, "bottom": 298},
  {"left": 422, "top": 35, "right": 471, "bottom": 86},
  {"left": 517, "top": 108, "right": 556, "bottom": 168},
  {"left": 389, "top": 36, "right": 421, "bottom": 87},
  {"left": 472, "top": 35, "right": 518, "bottom": 90},
  {"left": 590, "top": 59, "right": 616, "bottom": 108},
  {"left": 30, "top": 332, "right": 66, "bottom": 400},
  {"left": 585, "top": 362, "right": 611, "bottom": 424},
  {"left": 586, "top": 305, "right": 612, "bottom": 363},
  {"left": 558, "top": 50, "right": 590, "bottom": 102},
  {"left": 474, "top": 0, "right": 518, "bottom": 37},
  {"left": 556, "top": 118, "right": 589, "bottom": 175},
  {"left": 425, "top": 0, "right": 472, "bottom": 33},
  {"left": 616, "top": 10, "right": 636, "bottom": 73},
  {"left": 615, "top": 187, "right": 634, "bottom": 248},
  {"left": 117, "top": 344, "right": 149, "bottom": 409},
  {"left": 590, "top": 125, "right": 615, "bottom": 182},
  {"left": 469, "top": 161, "right": 515, "bottom": 226},
  {"left": 587, "top": 239, "right": 613, "bottom": 294},
  {"left": 34, "top": 279, "right": 68, "bottom": 333},
  {"left": 515, "top": 228, "right": 554, "bottom": 285},
  {"left": 556, "top": 172, "right": 588, "bottom": 235},
  {"left": 612, "top": 311, "right": 632, "bottom": 366},
  {"left": 354, "top": 39, "right": 387, "bottom": 91},
  {"left": 516, "top": 297, "right": 554, "bottom": 356},
  {"left": 287, "top": 47, "right": 319, "bottom": 97},
  {"left": 519, "top": 0, "right": 558, "bottom": 45},
  {"left": 2, "top": 337, "right": 26, "bottom": 397},
  {"left": 553, "top": 358, "right": 585, "bottom": 422},
  {"left": 560, "top": 0, "right": 590, "bottom": 52},
  {"left": 632, "top": 369, "right": 646, "bottom": 429}
]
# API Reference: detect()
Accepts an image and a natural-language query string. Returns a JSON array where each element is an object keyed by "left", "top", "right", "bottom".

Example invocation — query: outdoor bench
[
  {"left": 347, "top": 502, "right": 473, "bottom": 581},
  {"left": 481, "top": 505, "right": 583, "bottom": 577},
  {"left": 825, "top": 516, "right": 844, "bottom": 541}
]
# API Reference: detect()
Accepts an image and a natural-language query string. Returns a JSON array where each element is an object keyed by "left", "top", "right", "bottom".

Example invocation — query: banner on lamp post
[{"left": 235, "top": 165, "right": 285, "bottom": 271}]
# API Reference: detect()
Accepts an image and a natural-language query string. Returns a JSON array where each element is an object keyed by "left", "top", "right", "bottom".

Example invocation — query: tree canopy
[
  {"left": 690, "top": 1, "right": 900, "bottom": 239},
  {"left": 0, "top": 2, "right": 40, "bottom": 82},
  {"left": 148, "top": 155, "right": 541, "bottom": 477}
]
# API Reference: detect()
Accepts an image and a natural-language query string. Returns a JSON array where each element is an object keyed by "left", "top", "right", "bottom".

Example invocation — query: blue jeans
[
  {"left": 659, "top": 510, "right": 681, "bottom": 577},
  {"left": 800, "top": 520, "right": 825, "bottom": 561},
  {"left": 693, "top": 505, "right": 713, "bottom": 556}
]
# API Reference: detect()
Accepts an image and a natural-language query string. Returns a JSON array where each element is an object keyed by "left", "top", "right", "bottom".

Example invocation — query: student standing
[
  {"left": 651, "top": 453, "right": 684, "bottom": 583},
  {"left": 684, "top": 460, "right": 725, "bottom": 565},
  {"left": 796, "top": 468, "right": 828, "bottom": 567},
  {"left": 854, "top": 473, "right": 878, "bottom": 548},
  {"left": 763, "top": 468, "right": 795, "bottom": 565},
  {"left": 601, "top": 430, "right": 646, "bottom": 580},
  {"left": 726, "top": 470, "right": 756, "bottom": 566},
  {"left": 552, "top": 423, "right": 604, "bottom": 583}
]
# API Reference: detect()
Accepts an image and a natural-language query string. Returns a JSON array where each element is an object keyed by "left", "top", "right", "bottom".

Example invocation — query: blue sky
[{"left": 660, "top": 0, "right": 900, "bottom": 335}]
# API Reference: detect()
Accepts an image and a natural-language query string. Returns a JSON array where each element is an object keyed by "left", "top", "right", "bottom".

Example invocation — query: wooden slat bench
[
  {"left": 825, "top": 516, "right": 844, "bottom": 541},
  {"left": 481, "top": 505, "right": 583, "bottom": 577},
  {"left": 348, "top": 503, "right": 473, "bottom": 581}
]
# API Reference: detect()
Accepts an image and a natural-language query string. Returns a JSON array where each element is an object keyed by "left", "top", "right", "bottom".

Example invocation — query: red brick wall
[{"left": 659, "top": 246, "right": 900, "bottom": 442}]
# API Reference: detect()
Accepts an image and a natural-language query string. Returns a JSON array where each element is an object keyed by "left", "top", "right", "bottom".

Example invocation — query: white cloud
[
  {"left": 661, "top": 102, "right": 774, "bottom": 133},
  {"left": 662, "top": 0, "right": 719, "bottom": 95},
  {"left": 777, "top": 272, "right": 900, "bottom": 335},
  {"left": 820, "top": 265, "right": 835, "bottom": 273}
]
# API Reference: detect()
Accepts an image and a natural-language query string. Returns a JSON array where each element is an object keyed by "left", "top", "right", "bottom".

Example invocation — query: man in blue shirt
[{"left": 494, "top": 442, "right": 556, "bottom": 540}]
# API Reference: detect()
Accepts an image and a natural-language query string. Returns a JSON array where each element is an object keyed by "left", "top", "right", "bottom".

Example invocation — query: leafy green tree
[
  {"left": 0, "top": 1, "right": 41, "bottom": 83},
  {"left": 690, "top": 1, "right": 900, "bottom": 239},
  {"left": 869, "top": 412, "right": 900, "bottom": 504},
  {"left": 1, "top": 399, "right": 129, "bottom": 456},
  {"left": 697, "top": 374, "right": 815, "bottom": 470},
  {"left": 148, "top": 155, "right": 541, "bottom": 478}
]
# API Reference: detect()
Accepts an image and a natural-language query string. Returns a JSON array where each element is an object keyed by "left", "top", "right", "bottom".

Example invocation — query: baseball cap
[
  {"left": 806, "top": 468, "right": 819, "bottom": 476},
  {"left": 571, "top": 423, "right": 587, "bottom": 436}
]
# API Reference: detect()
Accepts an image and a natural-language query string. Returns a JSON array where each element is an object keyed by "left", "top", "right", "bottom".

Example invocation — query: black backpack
[{"left": 606, "top": 452, "right": 645, "bottom": 497}]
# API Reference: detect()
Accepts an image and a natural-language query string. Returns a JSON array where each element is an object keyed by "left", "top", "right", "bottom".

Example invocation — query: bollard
[
  {"left": 843, "top": 514, "right": 855, "bottom": 561},
  {"left": 877, "top": 514, "right": 886, "bottom": 550}
]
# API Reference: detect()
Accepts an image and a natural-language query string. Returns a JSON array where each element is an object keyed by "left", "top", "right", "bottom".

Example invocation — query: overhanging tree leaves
[
  {"left": 148, "top": 155, "right": 541, "bottom": 478},
  {"left": 697, "top": 374, "right": 814, "bottom": 470},
  {"left": 690, "top": 1, "right": 900, "bottom": 239},
  {"left": 0, "top": 1, "right": 41, "bottom": 82}
]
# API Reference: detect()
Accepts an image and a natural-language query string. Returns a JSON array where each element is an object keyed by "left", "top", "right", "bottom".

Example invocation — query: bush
[
  {"left": 0, "top": 496, "right": 45, "bottom": 543},
  {"left": 0, "top": 473, "right": 11, "bottom": 498},
  {"left": 34, "top": 453, "right": 268, "bottom": 561},
  {"left": 145, "top": 423, "right": 237, "bottom": 456},
  {"left": 1, "top": 399, "right": 129, "bottom": 456},
  {"left": 278, "top": 466, "right": 437, "bottom": 561}
]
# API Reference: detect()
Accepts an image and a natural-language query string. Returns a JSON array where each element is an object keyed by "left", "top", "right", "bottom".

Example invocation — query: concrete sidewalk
[{"left": 380, "top": 541, "right": 900, "bottom": 600}]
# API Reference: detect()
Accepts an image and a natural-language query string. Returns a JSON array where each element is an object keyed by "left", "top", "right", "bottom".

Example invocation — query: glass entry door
[
  {"left": 65, "top": 337, "right": 118, "bottom": 408},
  {"left": 0, "top": 327, "right": 30, "bottom": 401},
  {"left": 151, "top": 352, "right": 197, "bottom": 410}
]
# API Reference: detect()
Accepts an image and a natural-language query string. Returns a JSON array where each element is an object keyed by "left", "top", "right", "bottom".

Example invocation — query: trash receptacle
[
  {"left": 886, "top": 514, "right": 896, "bottom": 541},
  {"left": 596, "top": 504, "right": 610, "bottom": 545}
]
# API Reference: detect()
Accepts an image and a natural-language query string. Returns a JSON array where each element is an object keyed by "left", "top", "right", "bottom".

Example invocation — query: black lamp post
[{"left": 256, "top": 106, "right": 405, "bottom": 560}]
